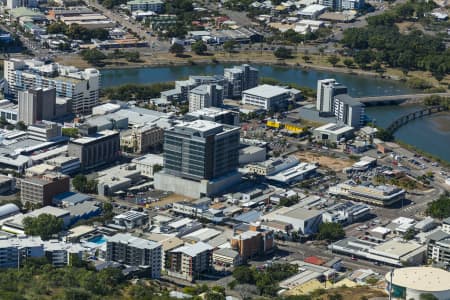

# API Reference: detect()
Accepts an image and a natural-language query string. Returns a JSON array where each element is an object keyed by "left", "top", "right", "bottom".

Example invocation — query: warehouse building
[
  {"left": 313, "top": 123, "right": 355, "bottom": 144},
  {"left": 328, "top": 182, "right": 406, "bottom": 207}
]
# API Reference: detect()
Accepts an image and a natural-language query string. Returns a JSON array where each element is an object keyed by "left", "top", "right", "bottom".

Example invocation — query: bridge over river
[
  {"left": 355, "top": 93, "right": 450, "bottom": 105},
  {"left": 386, "top": 105, "right": 449, "bottom": 134}
]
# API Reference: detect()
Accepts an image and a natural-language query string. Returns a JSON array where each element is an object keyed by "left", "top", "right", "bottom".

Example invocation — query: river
[{"left": 100, "top": 64, "right": 449, "bottom": 162}]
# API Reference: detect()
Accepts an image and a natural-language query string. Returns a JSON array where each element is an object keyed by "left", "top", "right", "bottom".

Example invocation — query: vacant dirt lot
[
  {"left": 147, "top": 193, "right": 192, "bottom": 208},
  {"left": 295, "top": 151, "right": 354, "bottom": 172},
  {"left": 316, "top": 286, "right": 387, "bottom": 300}
]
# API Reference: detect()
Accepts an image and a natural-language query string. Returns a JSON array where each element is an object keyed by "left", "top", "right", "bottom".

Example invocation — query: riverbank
[{"left": 55, "top": 51, "right": 449, "bottom": 89}]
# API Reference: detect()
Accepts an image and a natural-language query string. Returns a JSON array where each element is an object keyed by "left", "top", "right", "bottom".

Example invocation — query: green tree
[
  {"left": 223, "top": 40, "right": 236, "bottom": 53},
  {"left": 206, "top": 291, "right": 226, "bottom": 300},
  {"left": 426, "top": 193, "right": 450, "bottom": 219},
  {"left": 103, "top": 202, "right": 114, "bottom": 220},
  {"left": 211, "top": 286, "right": 225, "bottom": 295},
  {"left": 62, "top": 128, "right": 79, "bottom": 138},
  {"left": 375, "top": 128, "right": 394, "bottom": 142},
  {"left": 23, "top": 214, "right": 64, "bottom": 240},
  {"left": 327, "top": 55, "right": 340, "bottom": 67},
  {"left": 302, "top": 55, "right": 310, "bottom": 63},
  {"left": 420, "top": 294, "right": 438, "bottom": 300},
  {"left": 403, "top": 228, "right": 416, "bottom": 240},
  {"left": 328, "top": 294, "right": 343, "bottom": 300},
  {"left": 317, "top": 222, "right": 345, "bottom": 242},
  {"left": 354, "top": 50, "right": 373, "bottom": 69},
  {"left": 169, "top": 43, "right": 185, "bottom": 57},
  {"left": 153, "top": 164, "right": 163, "bottom": 174},
  {"left": 15, "top": 121, "right": 27, "bottom": 131},
  {"left": 274, "top": 47, "right": 292, "bottom": 59},
  {"left": 80, "top": 49, "right": 106, "bottom": 66},
  {"left": 233, "top": 266, "right": 256, "bottom": 284},
  {"left": 72, "top": 174, "right": 88, "bottom": 192},
  {"left": 124, "top": 51, "right": 140, "bottom": 62},
  {"left": 192, "top": 40, "right": 207, "bottom": 55},
  {"left": 343, "top": 58, "right": 354, "bottom": 68},
  {"left": 63, "top": 288, "right": 93, "bottom": 300}
]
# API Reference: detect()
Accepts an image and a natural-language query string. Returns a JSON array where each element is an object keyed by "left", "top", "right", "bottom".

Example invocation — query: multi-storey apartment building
[
  {"left": 316, "top": 79, "right": 347, "bottom": 113},
  {"left": 126, "top": 0, "right": 164, "bottom": 12},
  {"left": 0, "top": 236, "right": 44, "bottom": 268},
  {"left": 106, "top": 233, "right": 162, "bottom": 278},
  {"left": 188, "top": 84, "right": 223, "bottom": 113},
  {"left": 224, "top": 64, "right": 259, "bottom": 98},
  {"left": 333, "top": 94, "right": 365, "bottom": 128},
  {"left": 4, "top": 59, "right": 100, "bottom": 114},
  {"left": 230, "top": 223, "right": 274, "bottom": 262},
  {"left": 167, "top": 242, "right": 213, "bottom": 282}
]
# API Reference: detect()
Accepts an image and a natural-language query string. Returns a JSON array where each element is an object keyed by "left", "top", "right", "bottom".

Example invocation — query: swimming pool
[{"left": 87, "top": 235, "right": 107, "bottom": 244}]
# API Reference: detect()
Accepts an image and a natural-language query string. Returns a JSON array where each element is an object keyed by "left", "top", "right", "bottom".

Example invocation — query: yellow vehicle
[
  {"left": 266, "top": 119, "right": 281, "bottom": 128},
  {"left": 284, "top": 124, "right": 304, "bottom": 134}
]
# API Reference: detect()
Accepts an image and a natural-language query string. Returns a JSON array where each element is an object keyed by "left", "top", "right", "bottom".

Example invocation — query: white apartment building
[
  {"left": 224, "top": 64, "right": 259, "bottom": 98},
  {"left": 242, "top": 84, "right": 290, "bottom": 111},
  {"left": 4, "top": 59, "right": 100, "bottom": 115},
  {"left": 333, "top": 94, "right": 365, "bottom": 128},
  {"left": 0, "top": 236, "right": 44, "bottom": 268},
  {"left": 188, "top": 84, "right": 223, "bottom": 113},
  {"left": 126, "top": 0, "right": 164, "bottom": 12},
  {"left": 316, "top": 79, "right": 347, "bottom": 113}
]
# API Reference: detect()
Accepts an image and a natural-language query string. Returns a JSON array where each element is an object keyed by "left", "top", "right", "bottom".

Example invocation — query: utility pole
[{"left": 388, "top": 268, "right": 394, "bottom": 300}]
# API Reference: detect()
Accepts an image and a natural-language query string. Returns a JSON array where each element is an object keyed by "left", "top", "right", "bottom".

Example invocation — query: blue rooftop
[{"left": 53, "top": 192, "right": 91, "bottom": 206}]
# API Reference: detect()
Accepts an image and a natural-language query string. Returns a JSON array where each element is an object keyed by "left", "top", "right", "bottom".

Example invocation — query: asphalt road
[{"left": 277, "top": 241, "right": 391, "bottom": 274}]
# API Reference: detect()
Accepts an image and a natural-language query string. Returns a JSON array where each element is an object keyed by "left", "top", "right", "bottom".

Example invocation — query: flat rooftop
[
  {"left": 187, "top": 107, "right": 233, "bottom": 118},
  {"left": 314, "top": 123, "right": 354, "bottom": 135},
  {"left": 176, "top": 120, "right": 223, "bottom": 132},
  {"left": 71, "top": 130, "right": 118, "bottom": 145},
  {"left": 372, "top": 239, "right": 423, "bottom": 258},
  {"left": 172, "top": 241, "right": 213, "bottom": 257},
  {"left": 386, "top": 267, "right": 450, "bottom": 292},
  {"left": 107, "top": 233, "right": 160, "bottom": 249},
  {"left": 283, "top": 206, "right": 322, "bottom": 220},
  {"left": 243, "top": 84, "right": 289, "bottom": 98}
]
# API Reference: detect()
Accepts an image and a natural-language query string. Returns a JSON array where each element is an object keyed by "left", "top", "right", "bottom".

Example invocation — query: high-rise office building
[
  {"left": 18, "top": 88, "right": 56, "bottom": 125},
  {"left": 316, "top": 79, "right": 347, "bottom": 113},
  {"left": 163, "top": 120, "right": 240, "bottom": 181},
  {"left": 224, "top": 64, "right": 259, "bottom": 98},
  {"left": 333, "top": 94, "right": 365, "bottom": 128},
  {"left": 4, "top": 59, "right": 100, "bottom": 115},
  {"left": 188, "top": 84, "right": 223, "bottom": 113}
]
